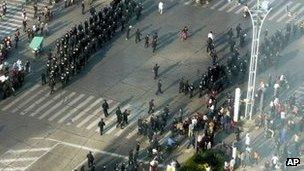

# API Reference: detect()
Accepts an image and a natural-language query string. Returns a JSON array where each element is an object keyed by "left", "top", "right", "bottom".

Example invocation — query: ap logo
[{"left": 286, "top": 158, "right": 300, "bottom": 166}]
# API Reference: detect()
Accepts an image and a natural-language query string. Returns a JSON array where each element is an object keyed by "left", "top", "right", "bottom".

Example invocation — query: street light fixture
[{"left": 244, "top": 0, "right": 271, "bottom": 120}]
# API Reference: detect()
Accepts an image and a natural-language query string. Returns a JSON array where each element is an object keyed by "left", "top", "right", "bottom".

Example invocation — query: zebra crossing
[
  {"left": 0, "top": 84, "right": 151, "bottom": 139},
  {"left": 0, "top": 0, "right": 52, "bottom": 39},
  {"left": 193, "top": 0, "right": 304, "bottom": 24},
  {"left": 0, "top": 139, "right": 58, "bottom": 171}
]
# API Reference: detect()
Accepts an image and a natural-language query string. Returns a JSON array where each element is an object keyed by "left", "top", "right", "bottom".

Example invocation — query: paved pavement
[
  {"left": 0, "top": 0, "right": 52, "bottom": 38},
  {"left": 0, "top": 0, "right": 304, "bottom": 170}
]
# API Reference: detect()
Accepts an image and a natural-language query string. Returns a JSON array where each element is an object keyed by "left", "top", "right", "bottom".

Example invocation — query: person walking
[
  {"left": 145, "top": 34, "right": 150, "bottom": 48},
  {"left": 126, "top": 25, "right": 132, "bottom": 40},
  {"left": 102, "top": 100, "right": 109, "bottom": 117},
  {"left": 153, "top": 63, "right": 159, "bottom": 79},
  {"left": 135, "top": 28, "right": 141, "bottom": 43},
  {"left": 81, "top": 0, "right": 85, "bottom": 14},
  {"left": 148, "top": 99, "right": 155, "bottom": 114},
  {"left": 87, "top": 151, "right": 94, "bottom": 168},
  {"left": 98, "top": 118, "right": 105, "bottom": 135},
  {"left": 158, "top": 1, "right": 164, "bottom": 14},
  {"left": 156, "top": 79, "right": 163, "bottom": 95}
]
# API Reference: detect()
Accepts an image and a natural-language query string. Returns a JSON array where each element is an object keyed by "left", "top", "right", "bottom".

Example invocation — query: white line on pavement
[
  {"left": 2, "top": 84, "right": 40, "bottom": 111},
  {"left": 0, "top": 167, "right": 27, "bottom": 171},
  {"left": 11, "top": 87, "right": 47, "bottom": 113},
  {"left": 58, "top": 95, "right": 94, "bottom": 124},
  {"left": 7, "top": 148, "right": 52, "bottom": 154},
  {"left": 71, "top": 98, "right": 104, "bottom": 123},
  {"left": 218, "top": 1, "right": 232, "bottom": 11},
  {"left": 47, "top": 93, "right": 80, "bottom": 121},
  {"left": 276, "top": 3, "right": 301, "bottom": 22},
  {"left": 0, "top": 157, "right": 39, "bottom": 163},
  {"left": 210, "top": 0, "right": 225, "bottom": 9},
  {"left": 268, "top": 1, "right": 293, "bottom": 20},
  {"left": 38, "top": 92, "right": 77, "bottom": 120},
  {"left": 29, "top": 91, "right": 67, "bottom": 117}
]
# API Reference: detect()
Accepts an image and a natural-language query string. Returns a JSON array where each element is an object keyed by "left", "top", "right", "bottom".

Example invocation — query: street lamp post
[{"left": 244, "top": 0, "right": 271, "bottom": 120}]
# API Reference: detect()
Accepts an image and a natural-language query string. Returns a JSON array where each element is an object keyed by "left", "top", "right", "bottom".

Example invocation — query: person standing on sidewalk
[{"left": 81, "top": 0, "right": 85, "bottom": 14}]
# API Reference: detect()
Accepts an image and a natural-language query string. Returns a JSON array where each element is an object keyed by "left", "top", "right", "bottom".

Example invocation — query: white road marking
[
  {"left": 2, "top": 84, "right": 40, "bottom": 111},
  {"left": 71, "top": 98, "right": 104, "bottom": 123},
  {"left": 47, "top": 93, "right": 81, "bottom": 121},
  {"left": 0, "top": 167, "right": 27, "bottom": 171},
  {"left": 58, "top": 95, "right": 94, "bottom": 124},
  {"left": 77, "top": 108, "right": 100, "bottom": 128},
  {"left": 210, "top": 0, "right": 225, "bottom": 9},
  {"left": 11, "top": 87, "right": 47, "bottom": 113},
  {"left": 0, "top": 157, "right": 39, "bottom": 163},
  {"left": 7, "top": 148, "right": 52, "bottom": 154},
  {"left": 29, "top": 91, "right": 67, "bottom": 117},
  {"left": 22, "top": 92, "right": 50, "bottom": 115},
  {"left": 268, "top": 1, "right": 293, "bottom": 20},
  {"left": 38, "top": 92, "right": 77, "bottom": 120},
  {"left": 276, "top": 3, "right": 301, "bottom": 22},
  {"left": 226, "top": 2, "right": 240, "bottom": 12},
  {"left": 218, "top": 1, "right": 232, "bottom": 11}
]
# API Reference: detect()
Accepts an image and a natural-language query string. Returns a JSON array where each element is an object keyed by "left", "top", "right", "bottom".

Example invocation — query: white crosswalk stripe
[
  {"left": 71, "top": 98, "right": 104, "bottom": 123},
  {"left": 205, "top": 0, "right": 304, "bottom": 24},
  {"left": 22, "top": 93, "right": 49, "bottom": 115},
  {"left": 268, "top": 1, "right": 293, "bottom": 20},
  {"left": 47, "top": 93, "right": 84, "bottom": 122},
  {"left": 288, "top": 6, "right": 304, "bottom": 23},
  {"left": 38, "top": 92, "right": 77, "bottom": 120},
  {"left": 276, "top": 3, "right": 301, "bottom": 22},
  {"left": 2, "top": 84, "right": 40, "bottom": 111},
  {"left": 0, "top": 0, "right": 53, "bottom": 38},
  {"left": 77, "top": 108, "right": 100, "bottom": 128},
  {"left": 210, "top": 0, "right": 225, "bottom": 9},
  {"left": 11, "top": 87, "right": 47, "bottom": 113},
  {"left": 218, "top": 1, "right": 232, "bottom": 11},
  {"left": 0, "top": 157, "right": 39, "bottom": 163},
  {"left": 29, "top": 91, "right": 67, "bottom": 117},
  {"left": 58, "top": 95, "right": 94, "bottom": 124}
]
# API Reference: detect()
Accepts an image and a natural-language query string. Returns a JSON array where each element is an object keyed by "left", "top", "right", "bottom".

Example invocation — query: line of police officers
[{"left": 42, "top": 0, "right": 142, "bottom": 94}]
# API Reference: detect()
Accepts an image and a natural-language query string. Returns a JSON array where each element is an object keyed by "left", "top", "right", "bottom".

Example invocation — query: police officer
[
  {"left": 153, "top": 63, "right": 159, "bottom": 79},
  {"left": 189, "top": 83, "right": 194, "bottom": 98},
  {"left": 116, "top": 107, "right": 122, "bottom": 128},
  {"left": 102, "top": 100, "right": 109, "bottom": 117},
  {"left": 144, "top": 34, "right": 150, "bottom": 48},
  {"left": 179, "top": 77, "right": 184, "bottom": 93},
  {"left": 156, "top": 79, "right": 163, "bottom": 95},
  {"left": 148, "top": 99, "right": 155, "bottom": 114},
  {"left": 122, "top": 109, "right": 129, "bottom": 125},
  {"left": 126, "top": 25, "right": 132, "bottom": 40},
  {"left": 98, "top": 118, "right": 105, "bottom": 135},
  {"left": 135, "top": 28, "right": 141, "bottom": 43},
  {"left": 87, "top": 151, "right": 94, "bottom": 168},
  {"left": 41, "top": 72, "right": 47, "bottom": 85}
]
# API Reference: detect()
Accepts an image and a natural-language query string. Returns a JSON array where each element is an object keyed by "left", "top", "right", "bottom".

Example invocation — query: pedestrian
[
  {"left": 123, "top": 109, "right": 129, "bottom": 126},
  {"left": 145, "top": 34, "right": 150, "bottom": 48},
  {"left": 80, "top": 165, "right": 85, "bottom": 171},
  {"left": 148, "top": 99, "right": 155, "bottom": 114},
  {"left": 152, "top": 37, "right": 157, "bottom": 53},
  {"left": 135, "top": 28, "right": 141, "bottom": 43},
  {"left": 158, "top": 1, "right": 164, "bottom": 14},
  {"left": 179, "top": 77, "right": 184, "bottom": 93},
  {"left": 126, "top": 25, "right": 132, "bottom": 40},
  {"left": 87, "top": 151, "right": 94, "bottom": 168},
  {"left": 153, "top": 63, "right": 159, "bottom": 79},
  {"left": 236, "top": 23, "right": 242, "bottom": 38},
  {"left": 156, "top": 79, "right": 163, "bottom": 95},
  {"left": 189, "top": 83, "right": 194, "bottom": 98},
  {"left": 44, "top": 23, "right": 49, "bottom": 36},
  {"left": 102, "top": 100, "right": 109, "bottom": 117},
  {"left": 115, "top": 107, "right": 122, "bottom": 128},
  {"left": 41, "top": 72, "right": 46, "bottom": 85},
  {"left": 81, "top": 0, "right": 85, "bottom": 14},
  {"left": 98, "top": 118, "right": 105, "bottom": 135}
]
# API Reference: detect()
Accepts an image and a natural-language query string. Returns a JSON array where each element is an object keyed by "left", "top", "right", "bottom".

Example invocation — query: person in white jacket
[{"left": 158, "top": 1, "right": 164, "bottom": 14}]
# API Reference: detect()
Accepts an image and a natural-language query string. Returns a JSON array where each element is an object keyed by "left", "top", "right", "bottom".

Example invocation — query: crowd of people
[{"left": 43, "top": 0, "right": 142, "bottom": 94}]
